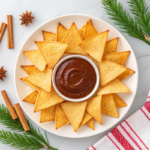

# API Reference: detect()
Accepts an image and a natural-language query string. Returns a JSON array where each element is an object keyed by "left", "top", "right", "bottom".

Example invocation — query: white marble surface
[{"left": 0, "top": 0, "right": 150, "bottom": 150}]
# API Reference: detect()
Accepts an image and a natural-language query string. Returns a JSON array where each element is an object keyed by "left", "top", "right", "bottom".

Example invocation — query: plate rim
[{"left": 14, "top": 14, "right": 139, "bottom": 138}]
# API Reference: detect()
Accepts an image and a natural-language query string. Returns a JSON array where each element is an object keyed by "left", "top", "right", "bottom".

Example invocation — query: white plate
[{"left": 15, "top": 14, "right": 138, "bottom": 138}]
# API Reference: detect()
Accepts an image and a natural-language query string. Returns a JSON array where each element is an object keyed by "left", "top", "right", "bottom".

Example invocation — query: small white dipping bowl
[{"left": 52, "top": 55, "right": 100, "bottom": 102}]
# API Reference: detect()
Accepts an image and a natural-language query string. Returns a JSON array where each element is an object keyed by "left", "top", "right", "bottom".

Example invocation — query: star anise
[
  {"left": 0, "top": 66, "right": 7, "bottom": 81},
  {"left": 20, "top": 10, "right": 35, "bottom": 27}
]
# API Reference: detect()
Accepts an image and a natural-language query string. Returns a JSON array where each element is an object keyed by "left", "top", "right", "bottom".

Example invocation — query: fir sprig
[
  {"left": 0, "top": 104, "right": 23, "bottom": 131},
  {"left": 27, "top": 120, "right": 50, "bottom": 147},
  {"left": 0, "top": 130, "right": 43, "bottom": 150},
  {"left": 0, "top": 104, "right": 58, "bottom": 150},
  {"left": 102, "top": 0, "right": 150, "bottom": 45},
  {"left": 128, "top": 0, "right": 150, "bottom": 37}
]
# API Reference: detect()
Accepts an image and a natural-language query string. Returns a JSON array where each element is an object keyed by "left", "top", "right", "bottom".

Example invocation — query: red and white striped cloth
[{"left": 87, "top": 92, "right": 150, "bottom": 150}]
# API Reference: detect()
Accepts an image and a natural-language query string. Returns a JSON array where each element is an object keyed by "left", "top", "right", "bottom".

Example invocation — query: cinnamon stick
[
  {"left": 7, "top": 15, "right": 14, "bottom": 49},
  {"left": 0, "top": 22, "right": 7, "bottom": 42},
  {"left": 14, "top": 103, "right": 30, "bottom": 131},
  {"left": 1, "top": 90, "right": 18, "bottom": 120}
]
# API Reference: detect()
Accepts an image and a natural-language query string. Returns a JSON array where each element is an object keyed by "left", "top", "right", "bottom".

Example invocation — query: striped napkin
[{"left": 87, "top": 92, "right": 150, "bottom": 150}]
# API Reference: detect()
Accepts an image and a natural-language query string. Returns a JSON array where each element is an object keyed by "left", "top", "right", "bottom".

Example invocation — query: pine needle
[
  {"left": 128, "top": 0, "right": 150, "bottom": 38},
  {"left": 102, "top": 0, "right": 150, "bottom": 45},
  {"left": 0, "top": 130, "right": 43, "bottom": 150},
  {"left": 0, "top": 104, "right": 58, "bottom": 150},
  {"left": 0, "top": 104, "right": 23, "bottom": 131}
]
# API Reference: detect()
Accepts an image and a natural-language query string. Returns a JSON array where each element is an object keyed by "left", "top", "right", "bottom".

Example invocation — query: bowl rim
[
  {"left": 14, "top": 14, "right": 139, "bottom": 138},
  {"left": 52, "top": 54, "right": 100, "bottom": 102}
]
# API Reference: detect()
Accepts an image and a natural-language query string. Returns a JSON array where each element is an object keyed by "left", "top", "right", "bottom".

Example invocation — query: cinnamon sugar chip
[
  {"left": 80, "top": 112, "right": 92, "bottom": 127},
  {"left": 23, "top": 91, "right": 38, "bottom": 104},
  {"left": 117, "top": 67, "right": 135, "bottom": 81},
  {"left": 97, "top": 79, "right": 130, "bottom": 95},
  {"left": 86, "top": 118, "right": 94, "bottom": 130},
  {"left": 79, "top": 24, "right": 86, "bottom": 37},
  {"left": 34, "top": 87, "right": 64, "bottom": 112},
  {"left": 61, "top": 101, "right": 87, "bottom": 132},
  {"left": 62, "top": 22, "right": 87, "bottom": 55},
  {"left": 35, "top": 41, "right": 68, "bottom": 68},
  {"left": 99, "top": 60, "right": 126, "bottom": 86},
  {"left": 113, "top": 94, "right": 127, "bottom": 107},
  {"left": 40, "top": 105, "right": 56, "bottom": 123},
  {"left": 86, "top": 95, "right": 102, "bottom": 125},
  {"left": 42, "top": 31, "right": 57, "bottom": 41},
  {"left": 24, "top": 67, "right": 52, "bottom": 93},
  {"left": 21, "top": 65, "right": 39, "bottom": 75},
  {"left": 55, "top": 104, "right": 69, "bottom": 129},
  {"left": 79, "top": 31, "right": 109, "bottom": 62},
  {"left": 102, "top": 94, "right": 119, "bottom": 118},
  {"left": 102, "top": 51, "right": 130, "bottom": 66},
  {"left": 104, "top": 38, "right": 119, "bottom": 54},
  {"left": 57, "top": 23, "right": 68, "bottom": 42},
  {"left": 83, "top": 19, "right": 98, "bottom": 40},
  {"left": 23, "top": 50, "right": 46, "bottom": 71}
]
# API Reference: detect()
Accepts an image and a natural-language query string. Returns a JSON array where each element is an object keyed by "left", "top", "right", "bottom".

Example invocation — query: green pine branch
[
  {"left": 128, "top": 0, "right": 150, "bottom": 37},
  {"left": 102, "top": 0, "right": 150, "bottom": 45},
  {"left": 0, "top": 130, "right": 43, "bottom": 150},
  {"left": 0, "top": 104, "right": 58, "bottom": 150},
  {"left": 27, "top": 120, "right": 50, "bottom": 147},
  {"left": 0, "top": 104, "right": 24, "bottom": 131}
]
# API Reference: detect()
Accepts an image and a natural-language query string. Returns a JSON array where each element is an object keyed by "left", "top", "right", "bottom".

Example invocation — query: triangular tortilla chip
[
  {"left": 86, "top": 118, "right": 94, "bottom": 130},
  {"left": 113, "top": 94, "right": 127, "bottom": 107},
  {"left": 35, "top": 41, "right": 68, "bottom": 68},
  {"left": 23, "top": 50, "right": 46, "bottom": 71},
  {"left": 34, "top": 87, "right": 64, "bottom": 112},
  {"left": 60, "top": 101, "right": 87, "bottom": 132},
  {"left": 86, "top": 95, "right": 102, "bottom": 125},
  {"left": 104, "top": 38, "right": 119, "bottom": 54},
  {"left": 21, "top": 65, "right": 39, "bottom": 75},
  {"left": 83, "top": 19, "right": 98, "bottom": 40},
  {"left": 40, "top": 105, "right": 56, "bottom": 123},
  {"left": 118, "top": 67, "right": 135, "bottom": 81},
  {"left": 20, "top": 77, "right": 41, "bottom": 92},
  {"left": 55, "top": 104, "right": 69, "bottom": 129},
  {"left": 62, "top": 22, "right": 87, "bottom": 55},
  {"left": 79, "top": 30, "right": 109, "bottom": 62},
  {"left": 24, "top": 67, "right": 52, "bottom": 92},
  {"left": 42, "top": 31, "right": 57, "bottom": 41},
  {"left": 23, "top": 91, "right": 38, "bottom": 104},
  {"left": 97, "top": 79, "right": 130, "bottom": 95},
  {"left": 99, "top": 60, "right": 126, "bottom": 86},
  {"left": 57, "top": 23, "right": 68, "bottom": 42},
  {"left": 102, "top": 94, "right": 119, "bottom": 118},
  {"left": 80, "top": 112, "right": 92, "bottom": 126},
  {"left": 79, "top": 24, "right": 86, "bottom": 37},
  {"left": 102, "top": 51, "right": 130, "bottom": 65}
]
